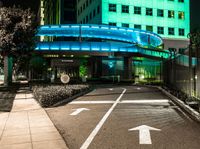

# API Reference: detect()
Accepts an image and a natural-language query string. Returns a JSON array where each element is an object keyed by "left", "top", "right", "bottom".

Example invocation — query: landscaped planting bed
[
  {"left": 162, "top": 86, "right": 200, "bottom": 112},
  {"left": 32, "top": 85, "right": 90, "bottom": 107}
]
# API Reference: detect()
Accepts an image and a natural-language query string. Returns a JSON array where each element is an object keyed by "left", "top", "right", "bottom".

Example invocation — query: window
[
  {"left": 178, "top": 11, "right": 184, "bottom": 20},
  {"left": 109, "top": 22, "right": 117, "bottom": 26},
  {"left": 168, "top": 10, "right": 175, "bottom": 18},
  {"left": 179, "top": 28, "right": 185, "bottom": 36},
  {"left": 90, "top": 12, "right": 92, "bottom": 19},
  {"left": 122, "top": 5, "right": 129, "bottom": 13},
  {"left": 168, "top": 0, "right": 174, "bottom": 1},
  {"left": 178, "top": 0, "right": 184, "bottom": 2},
  {"left": 122, "top": 23, "right": 129, "bottom": 28},
  {"left": 157, "top": 9, "right": 164, "bottom": 17},
  {"left": 86, "top": 0, "right": 88, "bottom": 7},
  {"left": 83, "top": 3, "right": 85, "bottom": 10},
  {"left": 134, "top": 24, "right": 141, "bottom": 29},
  {"left": 134, "top": 6, "right": 141, "bottom": 15},
  {"left": 109, "top": 4, "right": 116, "bottom": 12},
  {"left": 146, "top": 8, "right": 153, "bottom": 16},
  {"left": 97, "top": 5, "right": 100, "bottom": 14},
  {"left": 157, "top": 27, "right": 164, "bottom": 34},
  {"left": 168, "top": 27, "right": 174, "bottom": 35},
  {"left": 86, "top": 16, "right": 88, "bottom": 23},
  {"left": 146, "top": 25, "right": 153, "bottom": 32},
  {"left": 93, "top": 9, "right": 96, "bottom": 17}
]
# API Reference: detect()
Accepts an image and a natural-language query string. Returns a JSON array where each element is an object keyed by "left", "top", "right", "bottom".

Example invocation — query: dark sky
[
  {"left": 190, "top": 0, "right": 200, "bottom": 31},
  {"left": 0, "top": 0, "right": 40, "bottom": 13},
  {"left": 0, "top": 0, "right": 200, "bottom": 30}
]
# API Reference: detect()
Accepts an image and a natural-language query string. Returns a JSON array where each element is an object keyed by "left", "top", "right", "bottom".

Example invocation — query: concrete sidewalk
[{"left": 0, "top": 87, "right": 68, "bottom": 149}]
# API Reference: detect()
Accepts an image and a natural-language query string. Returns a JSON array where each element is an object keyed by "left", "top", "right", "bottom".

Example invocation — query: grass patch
[{"left": 33, "top": 84, "right": 90, "bottom": 107}]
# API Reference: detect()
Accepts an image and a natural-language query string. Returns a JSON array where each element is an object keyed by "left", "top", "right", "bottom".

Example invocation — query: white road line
[
  {"left": 121, "top": 99, "right": 169, "bottom": 104},
  {"left": 69, "top": 101, "right": 115, "bottom": 104},
  {"left": 69, "top": 99, "right": 169, "bottom": 105},
  {"left": 80, "top": 88, "right": 127, "bottom": 149}
]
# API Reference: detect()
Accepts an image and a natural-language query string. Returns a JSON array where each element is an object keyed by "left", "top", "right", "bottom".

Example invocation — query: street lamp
[{"left": 169, "top": 48, "right": 176, "bottom": 86}]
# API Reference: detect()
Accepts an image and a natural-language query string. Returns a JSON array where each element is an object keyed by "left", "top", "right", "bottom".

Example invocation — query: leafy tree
[
  {"left": 0, "top": 6, "right": 37, "bottom": 85},
  {"left": 189, "top": 29, "right": 200, "bottom": 49}
]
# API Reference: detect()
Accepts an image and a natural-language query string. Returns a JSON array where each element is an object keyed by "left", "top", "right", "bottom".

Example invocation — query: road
[{"left": 46, "top": 85, "right": 200, "bottom": 149}]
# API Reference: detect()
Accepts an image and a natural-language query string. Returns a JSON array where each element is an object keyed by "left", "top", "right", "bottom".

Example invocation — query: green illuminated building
[
  {"left": 77, "top": 0, "right": 190, "bottom": 52},
  {"left": 38, "top": 0, "right": 190, "bottom": 82}
]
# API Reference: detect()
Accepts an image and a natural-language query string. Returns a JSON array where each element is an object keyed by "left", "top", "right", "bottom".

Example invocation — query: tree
[{"left": 0, "top": 6, "right": 37, "bottom": 86}]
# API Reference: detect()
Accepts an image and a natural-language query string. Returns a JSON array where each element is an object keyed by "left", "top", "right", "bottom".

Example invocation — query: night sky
[
  {"left": 0, "top": 0, "right": 40, "bottom": 13},
  {"left": 0, "top": 0, "right": 200, "bottom": 30}
]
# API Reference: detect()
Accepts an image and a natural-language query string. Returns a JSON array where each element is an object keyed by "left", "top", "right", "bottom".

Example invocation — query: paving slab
[{"left": 0, "top": 89, "right": 68, "bottom": 149}]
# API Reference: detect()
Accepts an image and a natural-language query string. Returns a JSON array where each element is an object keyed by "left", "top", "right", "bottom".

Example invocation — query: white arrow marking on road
[
  {"left": 70, "top": 108, "right": 90, "bottom": 116},
  {"left": 128, "top": 125, "right": 161, "bottom": 144}
]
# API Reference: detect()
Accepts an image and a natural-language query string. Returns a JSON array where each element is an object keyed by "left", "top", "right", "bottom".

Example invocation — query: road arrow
[
  {"left": 70, "top": 108, "right": 90, "bottom": 116},
  {"left": 128, "top": 125, "right": 161, "bottom": 144}
]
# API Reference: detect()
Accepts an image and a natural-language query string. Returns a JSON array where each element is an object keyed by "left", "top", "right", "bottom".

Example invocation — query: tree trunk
[{"left": 4, "top": 55, "right": 13, "bottom": 86}]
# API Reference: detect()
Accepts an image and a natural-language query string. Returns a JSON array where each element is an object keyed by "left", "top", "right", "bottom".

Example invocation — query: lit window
[
  {"left": 146, "top": 25, "right": 153, "bottom": 32},
  {"left": 134, "top": 6, "right": 141, "bottom": 15},
  {"left": 157, "top": 9, "right": 164, "bottom": 17},
  {"left": 134, "top": 24, "right": 141, "bottom": 29},
  {"left": 178, "top": 11, "right": 184, "bottom": 20},
  {"left": 157, "top": 27, "right": 164, "bottom": 34},
  {"left": 168, "top": 10, "right": 175, "bottom": 18},
  {"left": 146, "top": 8, "right": 153, "bottom": 16},
  {"left": 109, "top": 4, "right": 116, "bottom": 12},
  {"left": 122, "top": 23, "right": 129, "bottom": 28},
  {"left": 179, "top": 28, "right": 185, "bottom": 36},
  {"left": 109, "top": 22, "right": 117, "bottom": 26},
  {"left": 168, "top": 27, "right": 174, "bottom": 35},
  {"left": 122, "top": 5, "right": 129, "bottom": 13}
]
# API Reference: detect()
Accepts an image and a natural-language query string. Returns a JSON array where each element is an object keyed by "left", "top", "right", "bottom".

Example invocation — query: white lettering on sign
[{"left": 61, "top": 60, "right": 74, "bottom": 63}]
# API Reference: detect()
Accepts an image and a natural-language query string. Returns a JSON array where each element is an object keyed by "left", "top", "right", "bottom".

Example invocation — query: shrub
[{"left": 33, "top": 85, "right": 90, "bottom": 107}]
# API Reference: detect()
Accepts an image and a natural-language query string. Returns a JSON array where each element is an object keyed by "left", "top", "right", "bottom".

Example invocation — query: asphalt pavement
[{"left": 46, "top": 85, "right": 200, "bottom": 149}]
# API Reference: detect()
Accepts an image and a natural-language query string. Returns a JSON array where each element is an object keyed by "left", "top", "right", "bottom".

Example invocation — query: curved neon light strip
[
  {"left": 36, "top": 42, "right": 170, "bottom": 59},
  {"left": 37, "top": 24, "right": 163, "bottom": 48}
]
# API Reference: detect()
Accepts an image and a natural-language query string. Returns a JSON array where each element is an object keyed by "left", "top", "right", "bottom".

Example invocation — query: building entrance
[{"left": 51, "top": 59, "right": 80, "bottom": 82}]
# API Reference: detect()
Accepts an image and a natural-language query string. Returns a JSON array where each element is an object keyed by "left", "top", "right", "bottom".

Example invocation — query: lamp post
[
  {"left": 169, "top": 48, "right": 176, "bottom": 86},
  {"left": 188, "top": 31, "right": 200, "bottom": 97}
]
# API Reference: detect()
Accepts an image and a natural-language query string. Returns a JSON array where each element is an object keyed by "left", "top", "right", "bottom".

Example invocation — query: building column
[
  {"left": 91, "top": 56, "right": 102, "bottom": 78},
  {"left": 123, "top": 56, "right": 132, "bottom": 80}
]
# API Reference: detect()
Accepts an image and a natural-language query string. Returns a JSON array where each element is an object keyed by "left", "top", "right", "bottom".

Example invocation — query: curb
[
  {"left": 52, "top": 88, "right": 93, "bottom": 107},
  {"left": 158, "top": 86, "right": 200, "bottom": 122}
]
